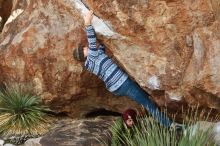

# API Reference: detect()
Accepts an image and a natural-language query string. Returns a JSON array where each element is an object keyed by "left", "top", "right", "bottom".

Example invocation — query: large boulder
[
  {"left": 0, "top": 0, "right": 220, "bottom": 118},
  {"left": 0, "top": 0, "right": 139, "bottom": 118}
]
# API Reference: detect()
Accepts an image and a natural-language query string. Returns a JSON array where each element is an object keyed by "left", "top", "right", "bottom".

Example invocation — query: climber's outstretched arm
[{"left": 84, "top": 10, "right": 98, "bottom": 58}]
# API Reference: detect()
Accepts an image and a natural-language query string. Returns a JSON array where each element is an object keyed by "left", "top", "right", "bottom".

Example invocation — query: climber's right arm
[{"left": 84, "top": 10, "right": 98, "bottom": 58}]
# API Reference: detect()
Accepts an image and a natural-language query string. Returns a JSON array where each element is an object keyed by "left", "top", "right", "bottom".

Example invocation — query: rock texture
[
  {"left": 0, "top": 0, "right": 139, "bottom": 118},
  {"left": 22, "top": 117, "right": 112, "bottom": 146},
  {"left": 0, "top": 0, "right": 220, "bottom": 117},
  {"left": 21, "top": 118, "right": 220, "bottom": 146}
]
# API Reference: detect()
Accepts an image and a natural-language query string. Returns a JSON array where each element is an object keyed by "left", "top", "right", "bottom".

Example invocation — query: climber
[
  {"left": 73, "top": 10, "right": 181, "bottom": 129},
  {"left": 110, "top": 108, "right": 138, "bottom": 146}
]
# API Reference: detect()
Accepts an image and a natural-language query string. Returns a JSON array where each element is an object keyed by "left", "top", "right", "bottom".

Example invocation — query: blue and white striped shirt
[{"left": 85, "top": 25, "right": 128, "bottom": 92}]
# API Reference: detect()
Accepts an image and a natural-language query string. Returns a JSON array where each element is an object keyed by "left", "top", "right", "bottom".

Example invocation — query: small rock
[
  {"left": 212, "top": 122, "right": 220, "bottom": 146},
  {"left": 4, "top": 144, "right": 15, "bottom": 146},
  {"left": 24, "top": 137, "right": 42, "bottom": 146},
  {"left": 0, "top": 139, "right": 4, "bottom": 146}
]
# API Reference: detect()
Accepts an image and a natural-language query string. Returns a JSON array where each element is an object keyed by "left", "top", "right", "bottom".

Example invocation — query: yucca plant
[
  {"left": 0, "top": 87, "right": 51, "bottom": 144},
  {"left": 99, "top": 106, "right": 218, "bottom": 146}
]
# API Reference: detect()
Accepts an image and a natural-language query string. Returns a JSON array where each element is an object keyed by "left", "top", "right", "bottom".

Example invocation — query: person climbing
[
  {"left": 73, "top": 10, "right": 181, "bottom": 129},
  {"left": 110, "top": 108, "right": 138, "bottom": 146}
]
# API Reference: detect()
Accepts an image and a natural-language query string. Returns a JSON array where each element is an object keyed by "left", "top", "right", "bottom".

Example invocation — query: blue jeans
[{"left": 113, "top": 78, "right": 173, "bottom": 127}]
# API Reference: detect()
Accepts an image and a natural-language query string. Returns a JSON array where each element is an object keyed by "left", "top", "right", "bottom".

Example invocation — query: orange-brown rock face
[
  {"left": 0, "top": 0, "right": 220, "bottom": 117},
  {"left": 0, "top": 0, "right": 139, "bottom": 117}
]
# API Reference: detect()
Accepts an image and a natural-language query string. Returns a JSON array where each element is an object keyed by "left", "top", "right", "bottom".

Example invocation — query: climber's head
[
  {"left": 73, "top": 44, "right": 88, "bottom": 61},
  {"left": 122, "top": 108, "right": 137, "bottom": 128}
]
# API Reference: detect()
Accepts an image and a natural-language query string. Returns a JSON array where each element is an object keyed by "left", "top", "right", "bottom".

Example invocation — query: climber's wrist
[
  {"left": 84, "top": 10, "right": 93, "bottom": 27},
  {"left": 85, "top": 22, "right": 91, "bottom": 26}
]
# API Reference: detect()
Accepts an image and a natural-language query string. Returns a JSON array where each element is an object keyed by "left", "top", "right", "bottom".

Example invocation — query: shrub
[{"left": 0, "top": 87, "right": 51, "bottom": 144}]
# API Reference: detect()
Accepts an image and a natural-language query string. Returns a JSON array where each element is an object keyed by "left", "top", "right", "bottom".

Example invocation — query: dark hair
[
  {"left": 122, "top": 108, "right": 137, "bottom": 124},
  {"left": 73, "top": 44, "right": 86, "bottom": 61}
]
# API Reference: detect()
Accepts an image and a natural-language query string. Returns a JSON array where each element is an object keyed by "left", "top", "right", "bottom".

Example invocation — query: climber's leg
[{"left": 113, "top": 78, "right": 173, "bottom": 127}]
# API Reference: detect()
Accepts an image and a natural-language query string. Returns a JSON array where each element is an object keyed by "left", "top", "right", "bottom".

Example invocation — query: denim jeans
[{"left": 113, "top": 78, "right": 173, "bottom": 127}]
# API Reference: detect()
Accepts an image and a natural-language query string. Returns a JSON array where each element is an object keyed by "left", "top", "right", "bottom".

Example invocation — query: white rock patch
[
  {"left": 169, "top": 95, "right": 182, "bottom": 101},
  {"left": 213, "top": 122, "right": 220, "bottom": 145},
  {"left": 147, "top": 76, "right": 160, "bottom": 89},
  {"left": 5, "top": 9, "right": 24, "bottom": 25},
  {"left": 193, "top": 32, "right": 205, "bottom": 70},
  {"left": 0, "top": 35, "right": 11, "bottom": 46},
  {"left": 0, "top": 139, "right": 4, "bottom": 146},
  {"left": 166, "top": 90, "right": 182, "bottom": 101},
  {"left": 24, "top": 137, "right": 42, "bottom": 146},
  {"left": 4, "top": 144, "right": 15, "bottom": 146},
  {"left": 71, "top": 0, "right": 119, "bottom": 37}
]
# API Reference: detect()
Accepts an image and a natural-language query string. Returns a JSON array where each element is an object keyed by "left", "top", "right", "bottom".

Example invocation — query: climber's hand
[{"left": 84, "top": 10, "right": 93, "bottom": 26}]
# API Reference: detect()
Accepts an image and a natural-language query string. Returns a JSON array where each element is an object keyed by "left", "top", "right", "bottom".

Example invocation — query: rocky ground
[
  {"left": 21, "top": 117, "right": 114, "bottom": 146},
  {"left": 1, "top": 116, "right": 220, "bottom": 146},
  {"left": 0, "top": 139, "right": 15, "bottom": 146},
  {"left": 23, "top": 120, "right": 220, "bottom": 146}
]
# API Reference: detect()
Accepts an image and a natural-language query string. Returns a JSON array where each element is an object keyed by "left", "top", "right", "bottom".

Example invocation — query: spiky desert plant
[{"left": 0, "top": 87, "right": 51, "bottom": 144}]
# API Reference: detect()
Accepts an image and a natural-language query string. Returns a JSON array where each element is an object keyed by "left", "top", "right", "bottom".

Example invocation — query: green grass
[
  {"left": 0, "top": 86, "right": 51, "bottom": 144},
  {"left": 99, "top": 106, "right": 218, "bottom": 146}
]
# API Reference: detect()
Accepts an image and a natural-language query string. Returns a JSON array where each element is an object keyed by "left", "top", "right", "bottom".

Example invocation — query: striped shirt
[{"left": 85, "top": 25, "right": 128, "bottom": 92}]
